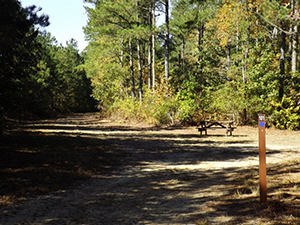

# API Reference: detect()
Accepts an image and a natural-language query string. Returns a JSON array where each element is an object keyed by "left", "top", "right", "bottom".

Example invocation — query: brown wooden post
[{"left": 258, "top": 114, "right": 267, "bottom": 203}]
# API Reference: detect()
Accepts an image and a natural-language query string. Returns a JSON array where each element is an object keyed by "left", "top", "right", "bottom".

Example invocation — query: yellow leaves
[
  {"left": 91, "top": 79, "right": 101, "bottom": 86},
  {"left": 219, "top": 38, "right": 230, "bottom": 48},
  {"left": 249, "top": 0, "right": 264, "bottom": 10},
  {"left": 207, "top": 3, "right": 238, "bottom": 46},
  {"left": 206, "top": 1, "right": 252, "bottom": 47}
]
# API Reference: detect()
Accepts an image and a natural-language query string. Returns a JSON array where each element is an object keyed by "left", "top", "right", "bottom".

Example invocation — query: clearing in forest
[{"left": 1, "top": 113, "right": 300, "bottom": 224}]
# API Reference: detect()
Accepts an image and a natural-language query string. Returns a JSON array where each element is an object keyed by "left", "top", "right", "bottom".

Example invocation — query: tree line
[
  {"left": 0, "top": 0, "right": 95, "bottom": 134},
  {"left": 83, "top": 0, "right": 300, "bottom": 129},
  {"left": 1, "top": 0, "right": 300, "bottom": 131}
]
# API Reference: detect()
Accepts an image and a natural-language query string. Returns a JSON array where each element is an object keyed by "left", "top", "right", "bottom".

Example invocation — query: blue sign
[{"left": 259, "top": 121, "right": 265, "bottom": 127}]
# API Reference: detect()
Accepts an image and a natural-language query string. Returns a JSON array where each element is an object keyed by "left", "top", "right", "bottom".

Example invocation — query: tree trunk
[
  {"left": 142, "top": 42, "right": 146, "bottom": 85},
  {"left": 280, "top": 31, "right": 286, "bottom": 100},
  {"left": 181, "top": 37, "right": 185, "bottom": 73},
  {"left": 148, "top": 38, "right": 152, "bottom": 90},
  {"left": 120, "top": 38, "right": 124, "bottom": 67},
  {"left": 129, "top": 40, "right": 135, "bottom": 99},
  {"left": 227, "top": 40, "right": 231, "bottom": 70},
  {"left": 243, "top": 0, "right": 251, "bottom": 124},
  {"left": 291, "top": 25, "right": 298, "bottom": 74},
  {"left": 291, "top": 0, "right": 298, "bottom": 76},
  {"left": 236, "top": 24, "right": 240, "bottom": 66},
  {"left": 197, "top": 22, "right": 205, "bottom": 63},
  {"left": 288, "top": 26, "right": 292, "bottom": 64},
  {"left": 137, "top": 38, "right": 143, "bottom": 103},
  {"left": 120, "top": 39, "right": 125, "bottom": 97},
  {"left": 165, "top": 0, "right": 169, "bottom": 82},
  {"left": 198, "top": 21, "right": 205, "bottom": 94},
  {"left": 152, "top": 4, "right": 156, "bottom": 90},
  {"left": 148, "top": 1, "right": 152, "bottom": 90},
  {"left": 243, "top": 0, "right": 250, "bottom": 84},
  {"left": 136, "top": 1, "right": 142, "bottom": 103}
]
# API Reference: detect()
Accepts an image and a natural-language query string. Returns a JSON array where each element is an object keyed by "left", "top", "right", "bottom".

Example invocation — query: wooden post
[{"left": 258, "top": 114, "right": 267, "bottom": 203}]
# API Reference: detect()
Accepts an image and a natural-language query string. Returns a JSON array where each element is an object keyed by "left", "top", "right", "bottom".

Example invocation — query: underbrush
[
  {"left": 105, "top": 90, "right": 202, "bottom": 126},
  {"left": 100, "top": 86, "right": 300, "bottom": 130}
]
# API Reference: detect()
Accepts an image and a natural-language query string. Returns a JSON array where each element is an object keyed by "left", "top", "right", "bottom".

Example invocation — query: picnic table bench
[{"left": 197, "top": 120, "right": 236, "bottom": 136}]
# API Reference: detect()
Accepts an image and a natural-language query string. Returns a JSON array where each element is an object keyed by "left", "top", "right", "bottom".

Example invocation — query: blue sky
[{"left": 21, "top": 0, "right": 89, "bottom": 52}]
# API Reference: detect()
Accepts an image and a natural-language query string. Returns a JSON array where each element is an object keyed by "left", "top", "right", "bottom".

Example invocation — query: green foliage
[
  {"left": 270, "top": 96, "right": 300, "bottom": 130},
  {"left": 109, "top": 98, "right": 141, "bottom": 122},
  {"left": 245, "top": 44, "right": 280, "bottom": 123},
  {"left": 82, "top": 0, "right": 300, "bottom": 130},
  {"left": 203, "top": 81, "right": 247, "bottom": 122},
  {"left": 0, "top": 0, "right": 95, "bottom": 119},
  {"left": 108, "top": 91, "right": 179, "bottom": 125},
  {"left": 22, "top": 33, "right": 95, "bottom": 116},
  {"left": 175, "top": 74, "right": 201, "bottom": 123},
  {"left": 0, "top": 0, "right": 49, "bottom": 113},
  {"left": 84, "top": 45, "right": 127, "bottom": 112},
  {"left": 152, "top": 96, "right": 179, "bottom": 125}
]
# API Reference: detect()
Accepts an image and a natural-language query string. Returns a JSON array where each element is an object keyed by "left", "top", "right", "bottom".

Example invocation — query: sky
[{"left": 20, "top": 0, "right": 89, "bottom": 52}]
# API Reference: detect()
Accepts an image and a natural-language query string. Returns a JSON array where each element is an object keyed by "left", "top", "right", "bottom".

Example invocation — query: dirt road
[{"left": 1, "top": 113, "right": 300, "bottom": 224}]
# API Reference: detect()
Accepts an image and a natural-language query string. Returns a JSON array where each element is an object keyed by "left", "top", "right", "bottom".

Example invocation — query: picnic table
[{"left": 197, "top": 120, "right": 236, "bottom": 136}]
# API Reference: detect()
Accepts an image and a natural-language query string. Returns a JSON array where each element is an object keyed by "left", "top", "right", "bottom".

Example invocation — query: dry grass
[
  {"left": 0, "top": 117, "right": 129, "bottom": 206},
  {"left": 1, "top": 113, "right": 300, "bottom": 224}
]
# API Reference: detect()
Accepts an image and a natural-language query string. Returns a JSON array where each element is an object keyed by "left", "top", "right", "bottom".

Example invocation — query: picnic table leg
[
  {"left": 202, "top": 123, "right": 207, "bottom": 136},
  {"left": 226, "top": 129, "right": 232, "bottom": 136},
  {"left": 198, "top": 123, "right": 207, "bottom": 136},
  {"left": 200, "top": 129, "right": 207, "bottom": 136},
  {"left": 226, "top": 124, "right": 233, "bottom": 136}
]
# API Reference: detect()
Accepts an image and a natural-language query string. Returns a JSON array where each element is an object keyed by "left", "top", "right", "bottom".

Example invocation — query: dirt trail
[{"left": 1, "top": 113, "right": 300, "bottom": 224}]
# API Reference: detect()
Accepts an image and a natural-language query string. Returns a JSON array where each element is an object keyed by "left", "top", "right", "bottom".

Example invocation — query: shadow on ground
[{"left": 1, "top": 115, "right": 300, "bottom": 224}]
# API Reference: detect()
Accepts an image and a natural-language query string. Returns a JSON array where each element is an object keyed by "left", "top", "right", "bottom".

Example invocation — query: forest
[{"left": 1, "top": 0, "right": 300, "bottom": 131}]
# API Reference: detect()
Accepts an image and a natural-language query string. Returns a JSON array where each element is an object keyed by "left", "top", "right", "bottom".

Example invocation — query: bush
[
  {"left": 270, "top": 96, "right": 300, "bottom": 130},
  {"left": 106, "top": 90, "right": 182, "bottom": 125}
]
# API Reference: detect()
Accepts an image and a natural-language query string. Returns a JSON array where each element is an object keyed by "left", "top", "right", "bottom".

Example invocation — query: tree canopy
[
  {"left": 82, "top": 0, "right": 300, "bottom": 129},
  {"left": 1, "top": 0, "right": 300, "bottom": 130},
  {"left": 0, "top": 0, "right": 94, "bottom": 127}
]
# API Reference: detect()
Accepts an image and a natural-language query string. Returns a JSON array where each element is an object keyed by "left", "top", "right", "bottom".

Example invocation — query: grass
[{"left": 222, "top": 160, "right": 300, "bottom": 224}]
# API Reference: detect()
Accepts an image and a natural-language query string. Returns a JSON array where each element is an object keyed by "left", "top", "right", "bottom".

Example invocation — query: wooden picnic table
[{"left": 197, "top": 120, "right": 236, "bottom": 136}]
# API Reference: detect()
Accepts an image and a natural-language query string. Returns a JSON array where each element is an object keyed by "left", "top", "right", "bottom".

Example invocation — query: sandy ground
[{"left": 0, "top": 113, "right": 300, "bottom": 224}]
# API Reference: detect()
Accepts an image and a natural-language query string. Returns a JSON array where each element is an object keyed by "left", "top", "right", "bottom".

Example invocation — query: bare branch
[{"left": 254, "top": 11, "right": 295, "bottom": 35}]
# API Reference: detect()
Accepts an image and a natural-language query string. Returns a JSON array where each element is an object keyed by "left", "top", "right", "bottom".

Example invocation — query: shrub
[{"left": 270, "top": 96, "right": 300, "bottom": 130}]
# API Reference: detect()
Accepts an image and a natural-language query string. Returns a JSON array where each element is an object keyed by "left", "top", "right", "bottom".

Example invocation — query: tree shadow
[{"left": 1, "top": 116, "right": 299, "bottom": 224}]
